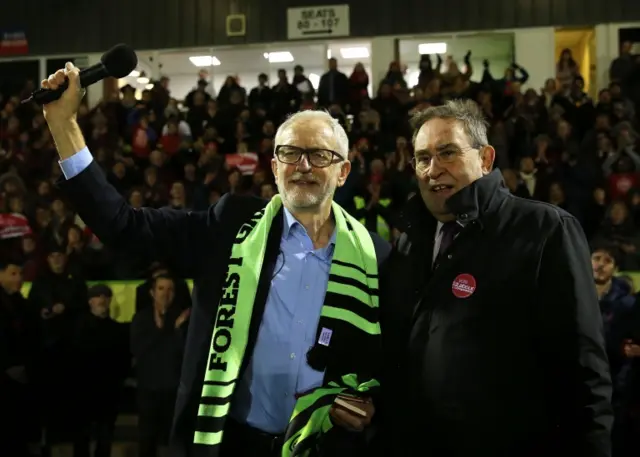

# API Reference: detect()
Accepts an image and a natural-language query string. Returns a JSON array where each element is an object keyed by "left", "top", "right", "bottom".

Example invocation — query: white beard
[{"left": 277, "top": 177, "right": 334, "bottom": 211}]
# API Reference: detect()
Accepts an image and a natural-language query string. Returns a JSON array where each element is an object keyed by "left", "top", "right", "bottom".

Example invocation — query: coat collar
[
  {"left": 445, "top": 169, "right": 507, "bottom": 223},
  {"left": 401, "top": 169, "right": 508, "bottom": 231}
]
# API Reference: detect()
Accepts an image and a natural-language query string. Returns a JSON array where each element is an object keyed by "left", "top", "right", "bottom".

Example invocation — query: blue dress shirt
[
  {"left": 229, "top": 208, "right": 334, "bottom": 433},
  {"left": 59, "top": 149, "right": 334, "bottom": 434},
  {"left": 59, "top": 147, "right": 94, "bottom": 179}
]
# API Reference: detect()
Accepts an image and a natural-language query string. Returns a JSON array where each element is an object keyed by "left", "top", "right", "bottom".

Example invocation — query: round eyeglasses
[{"left": 275, "top": 145, "right": 344, "bottom": 168}]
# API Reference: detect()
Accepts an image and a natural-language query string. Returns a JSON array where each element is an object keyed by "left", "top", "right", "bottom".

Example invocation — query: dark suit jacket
[{"left": 57, "top": 161, "right": 391, "bottom": 457}]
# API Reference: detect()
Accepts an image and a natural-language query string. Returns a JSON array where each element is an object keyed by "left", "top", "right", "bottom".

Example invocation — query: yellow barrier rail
[
  {"left": 20, "top": 272, "right": 640, "bottom": 323},
  {"left": 20, "top": 280, "right": 195, "bottom": 323}
]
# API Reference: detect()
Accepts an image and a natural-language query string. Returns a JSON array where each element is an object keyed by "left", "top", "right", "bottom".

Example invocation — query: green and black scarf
[{"left": 193, "top": 194, "right": 381, "bottom": 457}]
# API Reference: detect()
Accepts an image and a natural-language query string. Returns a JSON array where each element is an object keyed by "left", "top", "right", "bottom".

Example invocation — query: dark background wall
[{"left": 1, "top": 0, "right": 640, "bottom": 55}]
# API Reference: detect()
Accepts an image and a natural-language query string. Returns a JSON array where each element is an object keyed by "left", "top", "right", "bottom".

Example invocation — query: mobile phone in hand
[{"left": 334, "top": 396, "right": 367, "bottom": 417}]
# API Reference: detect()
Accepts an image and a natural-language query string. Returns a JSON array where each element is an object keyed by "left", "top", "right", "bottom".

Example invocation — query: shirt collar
[
  {"left": 282, "top": 206, "right": 337, "bottom": 247},
  {"left": 435, "top": 220, "right": 465, "bottom": 237},
  {"left": 282, "top": 206, "right": 298, "bottom": 239}
]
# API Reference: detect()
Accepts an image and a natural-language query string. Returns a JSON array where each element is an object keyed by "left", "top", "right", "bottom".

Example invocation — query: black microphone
[{"left": 23, "top": 43, "right": 138, "bottom": 105}]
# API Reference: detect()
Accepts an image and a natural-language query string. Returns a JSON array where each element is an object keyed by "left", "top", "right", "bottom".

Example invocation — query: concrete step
[
  {"left": 115, "top": 414, "right": 138, "bottom": 427},
  {"left": 113, "top": 414, "right": 138, "bottom": 441},
  {"left": 50, "top": 443, "right": 171, "bottom": 457},
  {"left": 51, "top": 442, "right": 137, "bottom": 457},
  {"left": 45, "top": 414, "right": 146, "bottom": 457}
]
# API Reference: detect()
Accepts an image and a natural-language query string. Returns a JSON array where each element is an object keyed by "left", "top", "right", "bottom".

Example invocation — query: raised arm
[{"left": 42, "top": 62, "right": 213, "bottom": 278}]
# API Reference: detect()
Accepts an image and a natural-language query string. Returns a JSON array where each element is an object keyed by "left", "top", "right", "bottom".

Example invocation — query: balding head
[
  {"left": 271, "top": 110, "right": 351, "bottom": 213},
  {"left": 275, "top": 110, "right": 349, "bottom": 159}
]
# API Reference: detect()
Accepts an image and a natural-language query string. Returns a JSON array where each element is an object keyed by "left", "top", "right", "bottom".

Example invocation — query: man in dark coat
[
  {"left": 71, "top": 284, "right": 129, "bottom": 457},
  {"left": 379, "top": 99, "right": 613, "bottom": 457},
  {"left": 0, "top": 259, "right": 39, "bottom": 457}
]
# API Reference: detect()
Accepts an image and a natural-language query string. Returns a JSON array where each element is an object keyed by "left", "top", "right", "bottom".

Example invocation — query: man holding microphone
[{"left": 41, "top": 62, "right": 390, "bottom": 457}]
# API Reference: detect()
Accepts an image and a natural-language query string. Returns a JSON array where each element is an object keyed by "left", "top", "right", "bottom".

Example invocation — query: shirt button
[
  {"left": 305, "top": 285, "right": 310, "bottom": 290},
  {"left": 297, "top": 320, "right": 304, "bottom": 325},
  {"left": 447, "top": 254, "right": 452, "bottom": 259},
  {"left": 290, "top": 353, "right": 296, "bottom": 359}
]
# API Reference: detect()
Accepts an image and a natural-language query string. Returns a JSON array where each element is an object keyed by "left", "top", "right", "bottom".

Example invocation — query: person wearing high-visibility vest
[{"left": 353, "top": 182, "right": 393, "bottom": 241}]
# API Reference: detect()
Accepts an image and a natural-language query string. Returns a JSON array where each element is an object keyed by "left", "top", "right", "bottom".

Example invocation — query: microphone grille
[{"left": 101, "top": 44, "right": 138, "bottom": 79}]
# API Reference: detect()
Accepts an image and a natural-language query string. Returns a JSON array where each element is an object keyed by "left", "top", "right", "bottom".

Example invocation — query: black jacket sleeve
[
  {"left": 536, "top": 215, "right": 613, "bottom": 457},
  {"left": 56, "top": 160, "right": 216, "bottom": 278},
  {"left": 27, "top": 280, "right": 53, "bottom": 312}
]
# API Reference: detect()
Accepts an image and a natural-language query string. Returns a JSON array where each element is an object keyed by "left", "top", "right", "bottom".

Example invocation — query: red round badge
[{"left": 452, "top": 274, "right": 476, "bottom": 298}]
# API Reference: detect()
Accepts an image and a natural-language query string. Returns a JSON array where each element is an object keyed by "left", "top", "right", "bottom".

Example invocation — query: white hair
[{"left": 274, "top": 110, "right": 349, "bottom": 159}]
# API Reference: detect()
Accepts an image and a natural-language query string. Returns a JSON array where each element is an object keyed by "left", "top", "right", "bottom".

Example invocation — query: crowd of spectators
[
  {"left": 1, "top": 41, "right": 640, "bottom": 456},
  {"left": 0, "top": 45, "right": 639, "bottom": 276}
]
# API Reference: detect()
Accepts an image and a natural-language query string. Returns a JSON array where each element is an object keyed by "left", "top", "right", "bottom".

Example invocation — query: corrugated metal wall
[{"left": 1, "top": 0, "right": 639, "bottom": 55}]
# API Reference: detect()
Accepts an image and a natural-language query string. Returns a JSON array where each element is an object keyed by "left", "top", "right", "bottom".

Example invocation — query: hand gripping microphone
[{"left": 23, "top": 43, "right": 138, "bottom": 105}]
